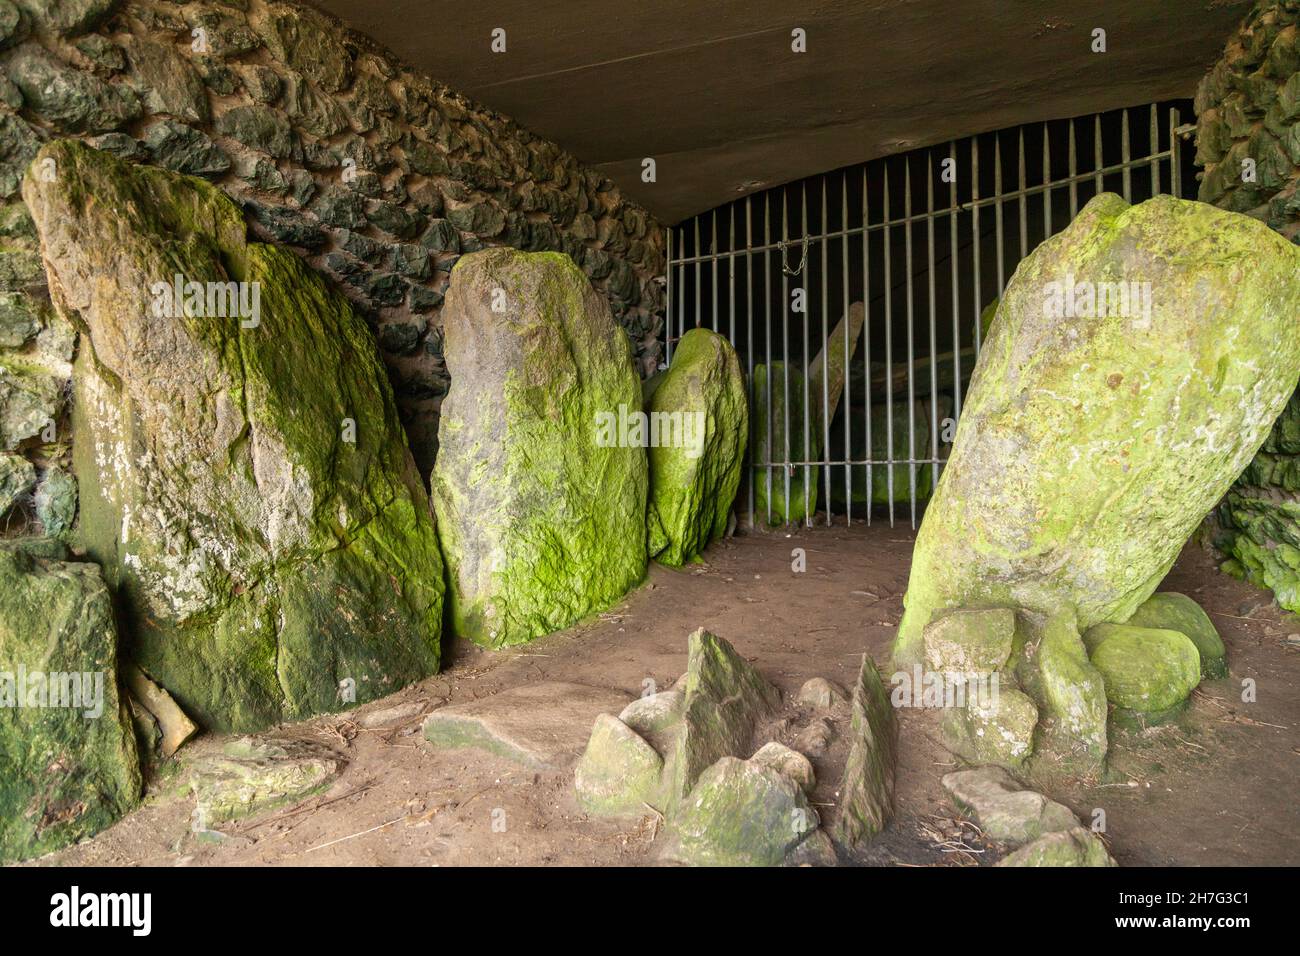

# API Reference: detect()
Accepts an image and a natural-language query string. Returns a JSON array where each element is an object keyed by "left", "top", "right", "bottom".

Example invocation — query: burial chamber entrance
[{"left": 664, "top": 101, "right": 1197, "bottom": 530}]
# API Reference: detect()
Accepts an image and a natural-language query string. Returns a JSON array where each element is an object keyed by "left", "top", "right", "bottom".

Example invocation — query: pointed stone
[{"left": 833, "top": 653, "right": 898, "bottom": 847}]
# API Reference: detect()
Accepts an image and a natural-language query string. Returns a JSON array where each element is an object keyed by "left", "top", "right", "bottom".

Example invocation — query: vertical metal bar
[
  {"left": 1171, "top": 107, "right": 1182, "bottom": 198},
  {"left": 1150, "top": 103, "right": 1161, "bottom": 197},
  {"left": 1069, "top": 118, "right": 1079, "bottom": 218},
  {"left": 693, "top": 216, "right": 701, "bottom": 329},
  {"left": 950, "top": 140, "right": 962, "bottom": 433},
  {"left": 665, "top": 228, "right": 673, "bottom": 365},
  {"left": 1043, "top": 121, "right": 1053, "bottom": 241},
  {"left": 883, "top": 161, "right": 895, "bottom": 527},
  {"left": 926, "top": 150, "right": 938, "bottom": 529},
  {"left": 862, "top": 165, "right": 873, "bottom": 527},
  {"left": 764, "top": 192, "right": 774, "bottom": 526},
  {"left": 994, "top": 133, "right": 1005, "bottom": 295},
  {"left": 1017, "top": 127, "right": 1028, "bottom": 260},
  {"left": 681, "top": 226, "right": 691, "bottom": 353},
  {"left": 745, "top": 195, "right": 754, "bottom": 524},
  {"left": 781, "top": 187, "right": 791, "bottom": 527},
  {"left": 841, "top": 170, "right": 851, "bottom": 525},
  {"left": 1094, "top": 113, "right": 1104, "bottom": 196},
  {"left": 972, "top": 136, "right": 982, "bottom": 362},
  {"left": 1121, "top": 108, "right": 1132, "bottom": 202},
  {"left": 801, "top": 181, "right": 812, "bottom": 528},
  {"left": 728, "top": 203, "right": 736, "bottom": 342},
  {"left": 820, "top": 177, "right": 831, "bottom": 528},
  {"left": 904, "top": 157, "right": 917, "bottom": 528},
  {"left": 711, "top": 208, "right": 719, "bottom": 331}
]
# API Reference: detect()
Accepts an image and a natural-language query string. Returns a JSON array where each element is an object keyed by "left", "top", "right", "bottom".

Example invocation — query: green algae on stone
[
  {"left": 941, "top": 686, "right": 1038, "bottom": 771},
  {"left": 188, "top": 736, "right": 340, "bottom": 825},
  {"left": 833, "top": 653, "right": 897, "bottom": 848},
  {"left": 0, "top": 546, "right": 140, "bottom": 863},
  {"left": 1084, "top": 623, "right": 1202, "bottom": 713},
  {"left": 24, "top": 140, "right": 443, "bottom": 732},
  {"left": 645, "top": 328, "right": 747, "bottom": 566},
  {"left": 1123, "top": 591, "right": 1227, "bottom": 678},
  {"left": 996, "top": 826, "right": 1116, "bottom": 867},
  {"left": 669, "top": 755, "right": 820, "bottom": 867},
  {"left": 431, "top": 247, "right": 647, "bottom": 647},
  {"left": 573, "top": 713, "right": 664, "bottom": 816},
  {"left": 663, "top": 627, "right": 782, "bottom": 806},
  {"left": 942, "top": 766, "right": 1077, "bottom": 845},
  {"left": 923, "top": 606, "right": 1016, "bottom": 677},
  {"left": 1012, "top": 610, "right": 1108, "bottom": 773},
  {"left": 894, "top": 192, "right": 1300, "bottom": 722}
]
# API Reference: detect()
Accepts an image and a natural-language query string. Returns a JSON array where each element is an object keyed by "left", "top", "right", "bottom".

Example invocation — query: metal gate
[{"left": 664, "top": 102, "right": 1195, "bottom": 529}]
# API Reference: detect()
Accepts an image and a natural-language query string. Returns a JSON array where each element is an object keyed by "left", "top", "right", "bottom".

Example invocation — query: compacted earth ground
[{"left": 29, "top": 522, "right": 1300, "bottom": 867}]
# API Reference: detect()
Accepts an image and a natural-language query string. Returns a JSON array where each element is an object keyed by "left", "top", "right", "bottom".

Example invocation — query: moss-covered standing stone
[
  {"left": 893, "top": 193, "right": 1300, "bottom": 758},
  {"left": 0, "top": 545, "right": 140, "bottom": 863},
  {"left": 24, "top": 140, "right": 443, "bottom": 732},
  {"left": 833, "top": 653, "right": 897, "bottom": 848},
  {"left": 432, "top": 247, "right": 647, "bottom": 647},
  {"left": 646, "top": 328, "right": 746, "bottom": 566}
]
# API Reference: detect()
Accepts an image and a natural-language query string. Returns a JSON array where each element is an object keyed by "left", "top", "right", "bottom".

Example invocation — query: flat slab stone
[{"left": 423, "top": 681, "right": 631, "bottom": 770}]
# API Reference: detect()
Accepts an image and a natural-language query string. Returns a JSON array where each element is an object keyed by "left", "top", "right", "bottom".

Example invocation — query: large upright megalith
[
  {"left": 24, "top": 141, "right": 444, "bottom": 732},
  {"left": 646, "top": 328, "right": 747, "bottom": 567},
  {"left": 894, "top": 193, "right": 1300, "bottom": 765},
  {"left": 432, "top": 248, "right": 647, "bottom": 647}
]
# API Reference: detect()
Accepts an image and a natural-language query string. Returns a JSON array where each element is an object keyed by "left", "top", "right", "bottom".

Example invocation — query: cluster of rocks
[
  {"left": 1196, "top": 3, "right": 1300, "bottom": 613},
  {"left": 943, "top": 767, "right": 1115, "bottom": 866},
  {"left": 0, "top": 198, "right": 74, "bottom": 536},
  {"left": 894, "top": 191, "right": 1300, "bottom": 774},
  {"left": 0, "top": 0, "right": 664, "bottom": 474},
  {"left": 0, "top": 136, "right": 739, "bottom": 861},
  {"left": 572, "top": 629, "right": 897, "bottom": 866}
]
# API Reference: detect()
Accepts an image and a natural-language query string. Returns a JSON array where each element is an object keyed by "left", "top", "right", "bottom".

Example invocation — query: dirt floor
[{"left": 27, "top": 521, "right": 1300, "bottom": 867}]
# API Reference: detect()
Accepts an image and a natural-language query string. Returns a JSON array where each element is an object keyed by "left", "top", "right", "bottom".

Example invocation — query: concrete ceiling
[{"left": 314, "top": 0, "right": 1251, "bottom": 224}]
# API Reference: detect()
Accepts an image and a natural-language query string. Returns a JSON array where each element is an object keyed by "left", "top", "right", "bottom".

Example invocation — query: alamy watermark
[
  {"left": 1043, "top": 273, "right": 1153, "bottom": 326},
  {"left": 595, "top": 404, "right": 705, "bottom": 459},
  {"left": 150, "top": 274, "right": 261, "bottom": 329},
  {"left": 0, "top": 665, "right": 104, "bottom": 718},
  {"left": 890, "top": 665, "right": 1000, "bottom": 710}
]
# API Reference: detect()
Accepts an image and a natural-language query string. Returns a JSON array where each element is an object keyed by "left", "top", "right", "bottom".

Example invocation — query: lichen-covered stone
[
  {"left": 943, "top": 766, "right": 1077, "bottom": 845},
  {"left": 923, "top": 606, "right": 1016, "bottom": 677},
  {"left": 573, "top": 713, "right": 664, "bottom": 815},
  {"left": 188, "top": 736, "right": 340, "bottom": 825},
  {"left": 1013, "top": 610, "right": 1109, "bottom": 772},
  {"left": 1123, "top": 591, "right": 1227, "bottom": 679},
  {"left": 15, "top": 0, "right": 117, "bottom": 38},
  {"left": 663, "top": 628, "right": 782, "bottom": 805},
  {"left": 796, "top": 676, "right": 848, "bottom": 710},
  {"left": 432, "top": 247, "right": 647, "bottom": 647},
  {"left": 33, "top": 461, "right": 74, "bottom": 535},
  {"left": 942, "top": 686, "right": 1038, "bottom": 770},
  {"left": 646, "top": 328, "right": 746, "bottom": 566},
  {"left": 833, "top": 653, "right": 897, "bottom": 848},
  {"left": 0, "top": 449, "right": 34, "bottom": 514},
  {"left": 1084, "top": 623, "right": 1202, "bottom": 713},
  {"left": 996, "top": 826, "right": 1116, "bottom": 867},
  {"left": 750, "top": 741, "right": 815, "bottom": 794},
  {"left": 7, "top": 45, "right": 139, "bottom": 133},
  {"left": 897, "top": 194, "right": 1300, "bottom": 671},
  {"left": 0, "top": 546, "right": 140, "bottom": 863},
  {"left": 668, "top": 756, "right": 820, "bottom": 867},
  {"left": 24, "top": 140, "right": 443, "bottom": 732},
  {"left": 0, "top": 353, "right": 62, "bottom": 449}
]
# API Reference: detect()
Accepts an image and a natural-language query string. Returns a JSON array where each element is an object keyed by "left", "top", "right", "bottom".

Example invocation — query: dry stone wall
[
  {"left": 1195, "top": 0, "right": 1300, "bottom": 610},
  {"left": 0, "top": 0, "right": 664, "bottom": 478}
]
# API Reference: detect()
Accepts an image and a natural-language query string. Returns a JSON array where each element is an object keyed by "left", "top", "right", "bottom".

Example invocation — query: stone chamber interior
[{"left": 0, "top": 0, "right": 1299, "bottom": 878}]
